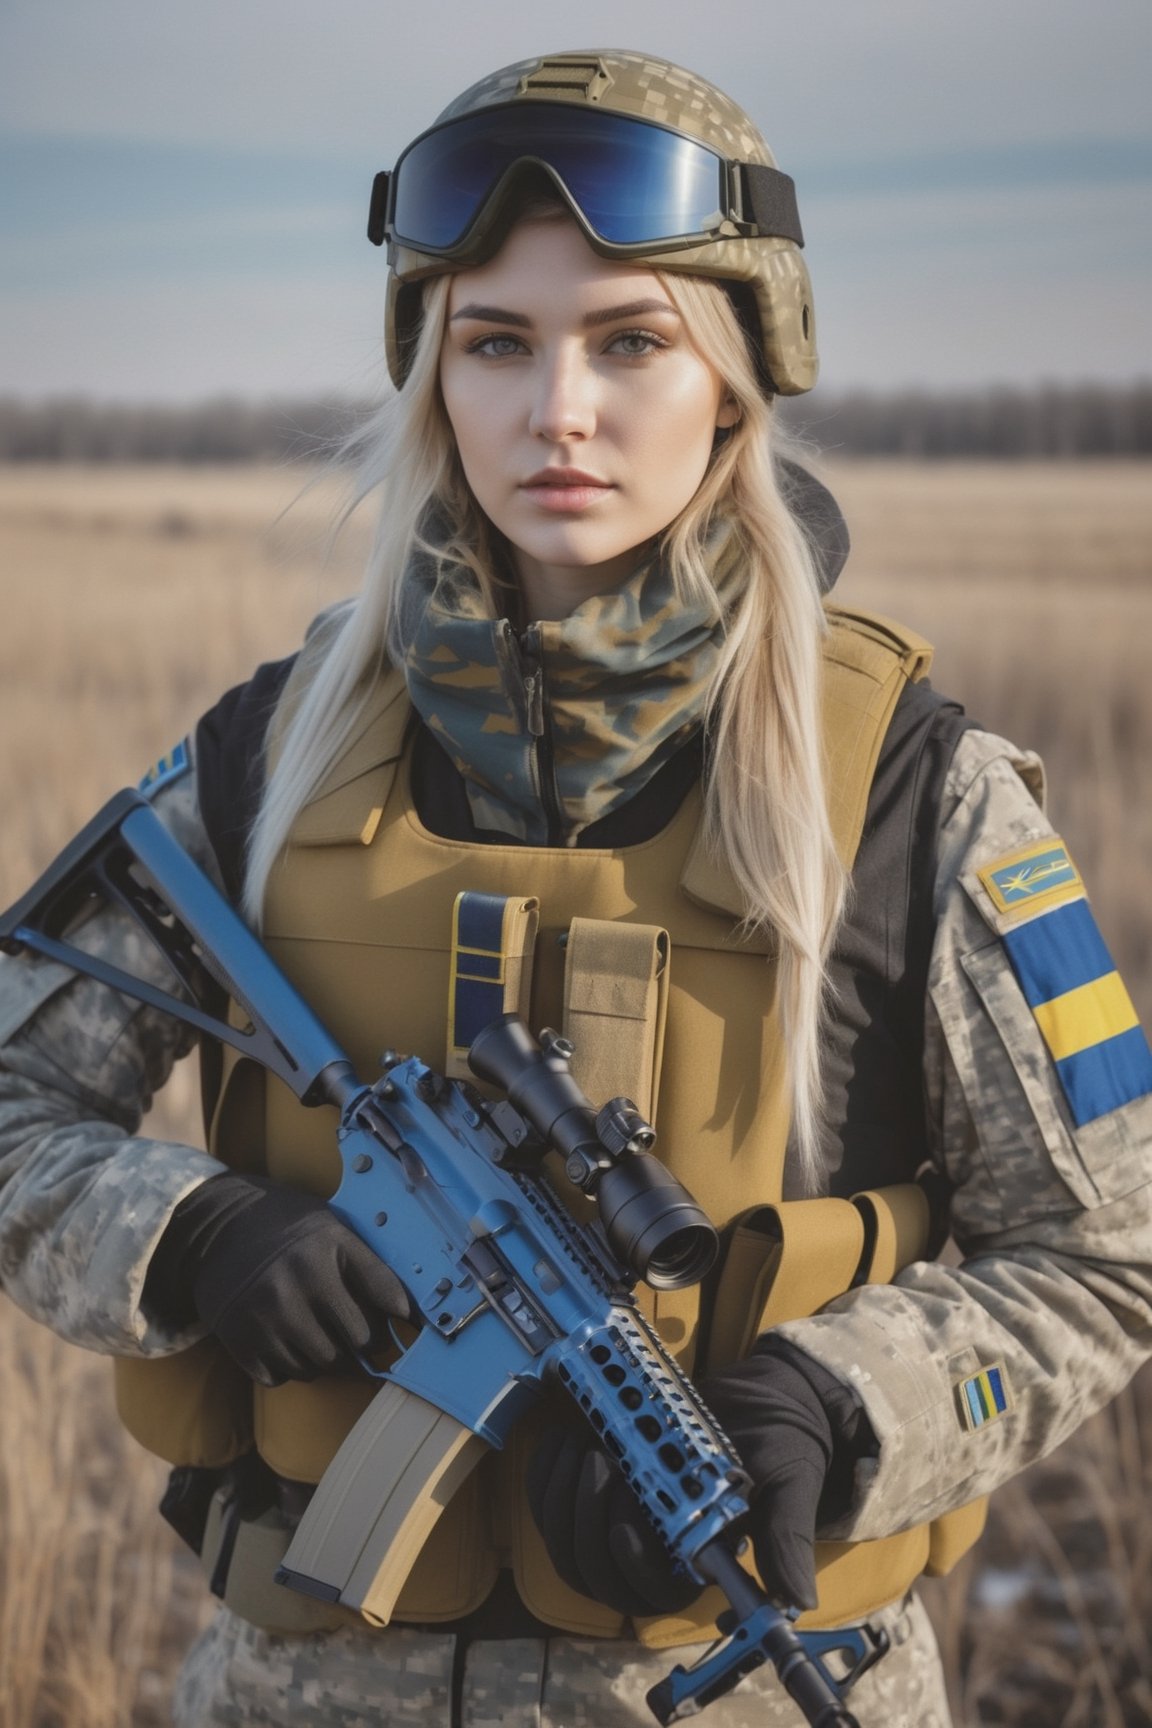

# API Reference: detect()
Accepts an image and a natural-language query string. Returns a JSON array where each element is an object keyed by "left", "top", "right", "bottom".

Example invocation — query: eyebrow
[
  {"left": 449, "top": 298, "right": 680, "bottom": 329},
  {"left": 584, "top": 298, "right": 679, "bottom": 328}
]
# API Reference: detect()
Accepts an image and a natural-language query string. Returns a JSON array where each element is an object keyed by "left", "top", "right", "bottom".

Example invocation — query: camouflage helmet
[{"left": 372, "top": 49, "right": 816, "bottom": 396}]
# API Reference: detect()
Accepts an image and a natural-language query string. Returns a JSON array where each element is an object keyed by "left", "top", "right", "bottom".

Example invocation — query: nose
[{"left": 528, "top": 344, "right": 597, "bottom": 443}]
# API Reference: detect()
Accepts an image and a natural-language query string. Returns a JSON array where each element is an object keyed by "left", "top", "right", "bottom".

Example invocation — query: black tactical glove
[
  {"left": 145, "top": 1172, "right": 412, "bottom": 1386},
  {"left": 526, "top": 1336, "right": 875, "bottom": 1618},
  {"left": 699, "top": 1337, "right": 874, "bottom": 1610},
  {"left": 526, "top": 1419, "right": 702, "bottom": 1617}
]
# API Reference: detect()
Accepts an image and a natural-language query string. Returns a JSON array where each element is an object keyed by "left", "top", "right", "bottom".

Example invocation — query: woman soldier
[{"left": 1, "top": 46, "right": 1151, "bottom": 1728}]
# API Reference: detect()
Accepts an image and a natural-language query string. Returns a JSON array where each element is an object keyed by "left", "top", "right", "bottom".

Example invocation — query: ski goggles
[{"left": 368, "top": 103, "right": 803, "bottom": 258}]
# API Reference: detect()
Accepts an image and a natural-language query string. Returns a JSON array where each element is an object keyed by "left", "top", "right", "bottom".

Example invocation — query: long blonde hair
[{"left": 244, "top": 239, "right": 846, "bottom": 1188}]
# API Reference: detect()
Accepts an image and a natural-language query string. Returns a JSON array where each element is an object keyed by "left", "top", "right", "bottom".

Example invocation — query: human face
[{"left": 438, "top": 218, "right": 738, "bottom": 621}]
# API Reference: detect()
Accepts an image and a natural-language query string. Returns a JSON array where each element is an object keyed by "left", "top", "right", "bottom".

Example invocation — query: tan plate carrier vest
[{"left": 116, "top": 604, "right": 986, "bottom": 1642}]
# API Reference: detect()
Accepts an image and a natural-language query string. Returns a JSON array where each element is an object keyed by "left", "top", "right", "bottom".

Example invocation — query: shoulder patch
[
  {"left": 978, "top": 837, "right": 1081, "bottom": 918},
  {"left": 999, "top": 896, "right": 1152, "bottom": 1126},
  {"left": 138, "top": 739, "right": 190, "bottom": 798}
]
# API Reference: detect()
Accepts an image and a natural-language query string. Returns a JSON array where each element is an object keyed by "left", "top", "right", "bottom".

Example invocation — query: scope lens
[
  {"left": 598, "top": 1156, "right": 718, "bottom": 1290},
  {"left": 645, "top": 1225, "right": 716, "bottom": 1289}
]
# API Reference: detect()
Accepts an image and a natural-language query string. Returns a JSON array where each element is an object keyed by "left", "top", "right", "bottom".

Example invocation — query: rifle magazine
[{"left": 277, "top": 1381, "right": 488, "bottom": 1624}]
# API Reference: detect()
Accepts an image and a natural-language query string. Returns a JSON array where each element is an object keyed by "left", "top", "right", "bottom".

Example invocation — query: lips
[
  {"left": 520, "top": 467, "right": 615, "bottom": 513},
  {"left": 522, "top": 467, "right": 612, "bottom": 490}
]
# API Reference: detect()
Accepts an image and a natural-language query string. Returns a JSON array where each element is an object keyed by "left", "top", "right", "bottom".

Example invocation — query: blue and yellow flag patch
[
  {"left": 138, "top": 739, "right": 190, "bottom": 798},
  {"left": 982, "top": 841, "right": 1152, "bottom": 1126},
  {"left": 979, "top": 837, "right": 1083, "bottom": 916},
  {"left": 956, "top": 1362, "right": 1011, "bottom": 1433}
]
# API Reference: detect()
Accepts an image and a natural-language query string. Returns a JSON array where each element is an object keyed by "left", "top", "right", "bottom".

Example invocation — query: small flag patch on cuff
[
  {"left": 956, "top": 1363, "right": 1011, "bottom": 1433},
  {"left": 138, "top": 739, "right": 190, "bottom": 798}
]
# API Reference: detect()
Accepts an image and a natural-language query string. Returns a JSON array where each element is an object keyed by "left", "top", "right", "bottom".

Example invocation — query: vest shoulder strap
[
  {"left": 265, "top": 601, "right": 357, "bottom": 764},
  {"left": 266, "top": 606, "right": 411, "bottom": 847},
  {"left": 679, "top": 605, "right": 936, "bottom": 917},
  {"left": 820, "top": 603, "right": 935, "bottom": 869},
  {"left": 821, "top": 603, "right": 934, "bottom": 687}
]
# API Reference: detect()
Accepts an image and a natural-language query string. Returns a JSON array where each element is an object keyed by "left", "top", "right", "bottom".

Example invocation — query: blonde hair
[
  {"left": 658, "top": 271, "right": 847, "bottom": 1185},
  {"left": 245, "top": 237, "right": 846, "bottom": 1188}
]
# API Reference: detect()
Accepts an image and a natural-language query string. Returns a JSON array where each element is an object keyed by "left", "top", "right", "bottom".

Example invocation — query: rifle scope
[{"left": 468, "top": 1014, "right": 718, "bottom": 1291}]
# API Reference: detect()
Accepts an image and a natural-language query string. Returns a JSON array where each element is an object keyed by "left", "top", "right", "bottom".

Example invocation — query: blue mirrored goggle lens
[{"left": 392, "top": 107, "right": 726, "bottom": 250}]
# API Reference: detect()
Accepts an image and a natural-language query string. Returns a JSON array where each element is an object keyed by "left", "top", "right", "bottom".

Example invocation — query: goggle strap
[
  {"left": 368, "top": 171, "right": 390, "bottom": 247},
  {"left": 740, "top": 165, "right": 804, "bottom": 247}
]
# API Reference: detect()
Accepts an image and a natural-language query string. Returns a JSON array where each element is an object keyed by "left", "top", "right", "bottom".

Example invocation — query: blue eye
[
  {"left": 607, "top": 329, "right": 667, "bottom": 358},
  {"left": 467, "top": 333, "right": 526, "bottom": 359}
]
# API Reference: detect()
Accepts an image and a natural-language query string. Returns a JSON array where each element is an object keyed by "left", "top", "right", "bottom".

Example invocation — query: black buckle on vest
[
  {"left": 158, "top": 1464, "right": 222, "bottom": 1557},
  {"left": 173, "top": 1453, "right": 277, "bottom": 1597}
]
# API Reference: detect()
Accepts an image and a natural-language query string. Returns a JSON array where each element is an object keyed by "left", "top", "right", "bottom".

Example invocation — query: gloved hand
[
  {"left": 145, "top": 1171, "right": 412, "bottom": 1386},
  {"left": 526, "top": 1420, "right": 702, "bottom": 1617},
  {"left": 699, "top": 1337, "right": 873, "bottom": 1610},
  {"left": 525, "top": 1336, "right": 874, "bottom": 1618}
]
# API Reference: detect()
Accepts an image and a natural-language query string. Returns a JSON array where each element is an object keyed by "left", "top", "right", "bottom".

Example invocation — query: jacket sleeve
[
  {"left": 0, "top": 750, "right": 228, "bottom": 1356},
  {"left": 775, "top": 726, "right": 1152, "bottom": 1540}
]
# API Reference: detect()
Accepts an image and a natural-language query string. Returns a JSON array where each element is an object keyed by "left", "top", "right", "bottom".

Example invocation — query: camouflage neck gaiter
[{"left": 398, "top": 525, "right": 745, "bottom": 845}]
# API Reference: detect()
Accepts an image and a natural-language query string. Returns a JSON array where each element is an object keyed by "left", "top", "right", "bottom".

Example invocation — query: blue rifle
[{"left": 0, "top": 789, "right": 888, "bottom": 1726}]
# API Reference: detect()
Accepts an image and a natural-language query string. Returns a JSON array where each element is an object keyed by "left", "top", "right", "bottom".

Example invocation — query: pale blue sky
[{"left": 1, "top": 0, "right": 1149, "bottom": 400}]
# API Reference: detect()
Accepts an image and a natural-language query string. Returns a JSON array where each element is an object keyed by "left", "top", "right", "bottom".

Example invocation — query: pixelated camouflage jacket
[{"left": 0, "top": 590, "right": 1150, "bottom": 1550}]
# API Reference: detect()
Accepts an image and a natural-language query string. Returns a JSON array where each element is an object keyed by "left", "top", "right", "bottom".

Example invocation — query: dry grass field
[{"left": 0, "top": 458, "right": 1150, "bottom": 1726}]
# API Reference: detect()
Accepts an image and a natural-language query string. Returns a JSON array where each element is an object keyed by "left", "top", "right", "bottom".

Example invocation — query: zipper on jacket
[{"left": 508, "top": 622, "right": 565, "bottom": 846}]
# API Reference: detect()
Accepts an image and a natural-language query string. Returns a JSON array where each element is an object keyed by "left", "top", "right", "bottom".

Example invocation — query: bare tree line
[
  {"left": 783, "top": 382, "right": 1152, "bottom": 459},
  {"left": 0, "top": 396, "right": 359, "bottom": 466},
  {"left": 0, "top": 383, "right": 1149, "bottom": 463}
]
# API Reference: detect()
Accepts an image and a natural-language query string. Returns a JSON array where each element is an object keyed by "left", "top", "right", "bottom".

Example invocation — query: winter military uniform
[{"left": 2, "top": 472, "right": 1151, "bottom": 1726}]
